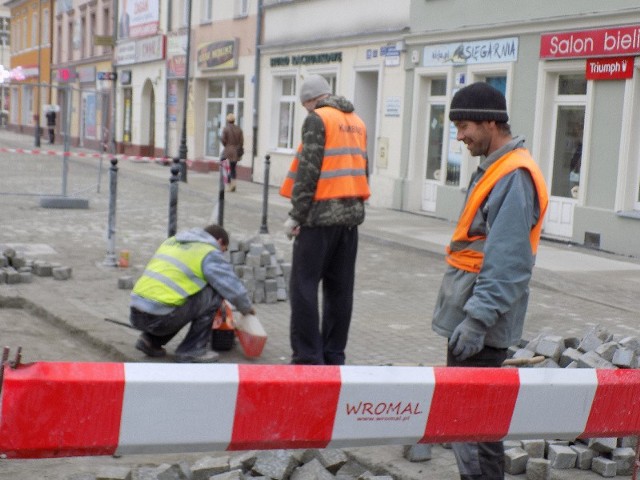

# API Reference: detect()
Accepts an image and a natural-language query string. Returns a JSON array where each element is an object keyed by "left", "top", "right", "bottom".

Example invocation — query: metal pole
[
  {"left": 103, "top": 158, "right": 118, "bottom": 266},
  {"left": 34, "top": 0, "right": 42, "bottom": 147},
  {"left": 217, "top": 161, "right": 225, "bottom": 227},
  {"left": 168, "top": 160, "right": 180, "bottom": 237},
  {"left": 177, "top": 0, "right": 192, "bottom": 183},
  {"left": 250, "top": 0, "right": 264, "bottom": 179},
  {"left": 259, "top": 154, "right": 270, "bottom": 233},
  {"left": 62, "top": 84, "right": 72, "bottom": 197}
]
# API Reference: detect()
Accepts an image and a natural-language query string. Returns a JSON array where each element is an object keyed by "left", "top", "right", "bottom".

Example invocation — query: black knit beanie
[{"left": 449, "top": 82, "right": 509, "bottom": 123}]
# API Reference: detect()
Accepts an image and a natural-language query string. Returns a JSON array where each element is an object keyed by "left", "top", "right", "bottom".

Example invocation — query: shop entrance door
[{"left": 545, "top": 75, "right": 586, "bottom": 238}]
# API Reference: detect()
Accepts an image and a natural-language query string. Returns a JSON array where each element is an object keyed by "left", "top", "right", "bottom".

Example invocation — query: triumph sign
[{"left": 586, "top": 57, "right": 634, "bottom": 80}]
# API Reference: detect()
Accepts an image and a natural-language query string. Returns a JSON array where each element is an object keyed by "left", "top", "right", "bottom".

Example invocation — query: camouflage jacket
[{"left": 289, "top": 95, "right": 367, "bottom": 227}]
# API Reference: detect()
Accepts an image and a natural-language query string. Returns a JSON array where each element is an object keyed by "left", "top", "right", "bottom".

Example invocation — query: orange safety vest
[
  {"left": 280, "top": 107, "right": 370, "bottom": 200},
  {"left": 446, "top": 148, "right": 549, "bottom": 273}
]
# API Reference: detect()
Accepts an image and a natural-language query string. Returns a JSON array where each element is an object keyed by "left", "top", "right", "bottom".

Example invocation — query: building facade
[
  {"left": 5, "top": 0, "right": 52, "bottom": 139},
  {"left": 405, "top": 0, "right": 640, "bottom": 256}
]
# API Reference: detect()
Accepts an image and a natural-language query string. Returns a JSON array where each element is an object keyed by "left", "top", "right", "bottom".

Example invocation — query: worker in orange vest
[
  {"left": 280, "top": 74, "right": 370, "bottom": 365},
  {"left": 432, "top": 82, "right": 548, "bottom": 480}
]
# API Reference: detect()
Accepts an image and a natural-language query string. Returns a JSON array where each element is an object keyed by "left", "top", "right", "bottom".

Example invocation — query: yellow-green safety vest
[{"left": 132, "top": 238, "right": 217, "bottom": 306}]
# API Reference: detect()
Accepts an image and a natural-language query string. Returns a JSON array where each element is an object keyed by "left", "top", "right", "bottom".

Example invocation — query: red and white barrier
[
  {"left": 0, "top": 362, "right": 639, "bottom": 459},
  {"left": 0, "top": 146, "right": 175, "bottom": 164}
]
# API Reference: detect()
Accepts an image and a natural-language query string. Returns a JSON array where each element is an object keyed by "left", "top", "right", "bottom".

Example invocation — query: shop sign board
[
  {"left": 586, "top": 56, "right": 634, "bottom": 80},
  {"left": 540, "top": 25, "right": 640, "bottom": 59},
  {"left": 423, "top": 37, "right": 518, "bottom": 66}
]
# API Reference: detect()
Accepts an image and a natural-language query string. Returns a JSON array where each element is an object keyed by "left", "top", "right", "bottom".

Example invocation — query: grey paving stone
[
  {"left": 588, "top": 437, "right": 617, "bottom": 454},
  {"left": 403, "top": 444, "right": 432, "bottom": 462},
  {"left": 547, "top": 444, "right": 576, "bottom": 469},
  {"left": 591, "top": 456, "right": 616, "bottom": 477},
  {"left": 251, "top": 450, "right": 299, "bottom": 480},
  {"left": 95, "top": 466, "right": 132, "bottom": 480},
  {"left": 290, "top": 458, "right": 334, "bottom": 480},
  {"left": 525, "top": 458, "right": 550, "bottom": 480},
  {"left": 504, "top": 447, "right": 528, "bottom": 474},
  {"left": 521, "top": 439, "right": 545, "bottom": 459},
  {"left": 570, "top": 444, "right": 595, "bottom": 470},
  {"left": 534, "top": 335, "right": 565, "bottom": 362},
  {"left": 611, "top": 446, "right": 635, "bottom": 475},
  {"left": 191, "top": 455, "right": 230, "bottom": 480}
]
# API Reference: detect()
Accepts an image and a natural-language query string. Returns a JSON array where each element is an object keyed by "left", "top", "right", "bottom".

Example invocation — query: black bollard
[
  {"left": 168, "top": 162, "right": 180, "bottom": 237},
  {"left": 259, "top": 154, "right": 271, "bottom": 234},
  {"left": 217, "top": 161, "right": 225, "bottom": 227},
  {"left": 103, "top": 158, "right": 119, "bottom": 266}
]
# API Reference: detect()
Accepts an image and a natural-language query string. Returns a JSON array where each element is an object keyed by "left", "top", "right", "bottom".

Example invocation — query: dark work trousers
[
  {"left": 447, "top": 345, "right": 509, "bottom": 480},
  {"left": 229, "top": 160, "right": 237, "bottom": 180},
  {"left": 289, "top": 225, "right": 358, "bottom": 365},
  {"left": 129, "top": 286, "right": 221, "bottom": 356}
]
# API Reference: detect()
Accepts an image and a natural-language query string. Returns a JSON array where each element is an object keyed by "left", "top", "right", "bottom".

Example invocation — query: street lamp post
[
  {"left": 34, "top": 0, "right": 42, "bottom": 147},
  {"left": 177, "top": 0, "right": 192, "bottom": 183}
]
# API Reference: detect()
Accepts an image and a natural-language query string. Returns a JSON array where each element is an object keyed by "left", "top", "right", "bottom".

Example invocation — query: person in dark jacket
[
  {"left": 129, "top": 224, "right": 255, "bottom": 363},
  {"left": 45, "top": 110, "right": 56, "bottom": 144},
  {"left": 221, "top": 113, "right": 244, "bottom": 192},
  {"left": 280, "top": 74, "right": 370, "bottom": 365}
]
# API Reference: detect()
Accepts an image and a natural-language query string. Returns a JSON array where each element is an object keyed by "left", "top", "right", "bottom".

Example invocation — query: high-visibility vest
[
  {"left": 132, "top": 238, "right": 217, "bottom": 306},
  {"left": 280, "top": 106, "right": 370, "bottom": 200},
  {"left": 446, "top": 148, "right": 549, "bottom": 273}
]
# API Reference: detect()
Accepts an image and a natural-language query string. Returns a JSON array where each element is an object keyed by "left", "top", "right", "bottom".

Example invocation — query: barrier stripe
[
  {"left": 230, "top": 365, "right": 341, "bottom": 450},
  {"left": 583, "top": 369, "right": 640, "bottom": 438},
  {"left": 423, "top": 367, "right": 520, "bottom": 443},
  {"left": 1, "top": 362, "right": 640, "bottom": 459},
  {"left": 0, "top": 362, "right": 124, "bottom": 458},
  {"left": 0, "top": 146, "right": 177, "bottom": 164}
]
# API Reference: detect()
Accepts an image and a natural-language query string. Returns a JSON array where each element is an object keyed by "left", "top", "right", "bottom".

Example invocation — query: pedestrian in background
[
  {"left": 45, "top": 109, "right": 56, "bottom": 144},
  {"left": 221, "top": 113, "right": 244, "bottom": 192},
  {"left": 431, "top": 82, "right": 548, "bottom": 479},
  {"left": 280, "top": 74, "right": 370, "bottom": 365},
  {"left": 129, "top": 224, "right": 255, "bottom": 363}
]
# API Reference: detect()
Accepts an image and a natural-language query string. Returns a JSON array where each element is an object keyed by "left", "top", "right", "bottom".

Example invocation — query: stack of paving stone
[
  {"left": 0, "top": 247, "right": 72, "bottom": 284},
  {"left": 79, "top": 449, "right": 394, "bottom": 480},
  {"left": 502, "top": 324, "right": 639, "bottom": 478},
  {"left": 227, "top": 234, "right": 291, "bottom": 305}
]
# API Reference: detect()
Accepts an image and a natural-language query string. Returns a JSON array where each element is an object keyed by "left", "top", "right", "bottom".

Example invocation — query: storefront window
[
  {"left": 205, "top": 78, "right": 244, "bottom": 157},
  {"left": 277, "top": 77, "right": 296, "bottom": 149}
]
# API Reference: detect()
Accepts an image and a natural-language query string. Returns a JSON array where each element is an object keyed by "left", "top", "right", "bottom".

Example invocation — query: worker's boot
[{"left": 228, "top": 179, "right": 237, "bottom": 192}]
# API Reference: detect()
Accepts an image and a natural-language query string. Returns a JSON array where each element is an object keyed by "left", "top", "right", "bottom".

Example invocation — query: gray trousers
[
  {"left": 447, "top": 345, "right": 508, "bottom": 480},
  {"left": 130, "top": 286, "right": 221, "bottom": 355}
]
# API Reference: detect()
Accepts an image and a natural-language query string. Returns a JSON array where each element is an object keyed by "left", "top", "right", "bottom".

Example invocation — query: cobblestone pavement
[{"left": 0, "top": 130, "right": 638, "bottom": 479}]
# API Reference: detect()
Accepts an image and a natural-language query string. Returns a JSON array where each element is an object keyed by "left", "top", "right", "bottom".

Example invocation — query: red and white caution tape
[
  {"left": 0, "top": 363, "right": 639, "bottom": 459},
  {"left": 0, "top": 146, "right": 176, "bottom": 164}
]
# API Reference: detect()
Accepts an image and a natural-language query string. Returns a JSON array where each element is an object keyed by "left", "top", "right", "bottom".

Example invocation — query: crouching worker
[{"left": 130, "top": 224, "right": 255, "bottom": 363}]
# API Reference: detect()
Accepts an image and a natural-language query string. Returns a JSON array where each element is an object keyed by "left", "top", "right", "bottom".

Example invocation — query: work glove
[
  {"left": 449, "top": 317, "right": 487, "bottom": 361},
  {"left": 283, "top": 217, "right": 300, "bottom": 240}
]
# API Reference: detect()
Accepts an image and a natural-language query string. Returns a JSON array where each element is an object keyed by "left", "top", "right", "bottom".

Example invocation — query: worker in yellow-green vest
[{"left": 130, "top": 224, "right": 255, "bottom": 363}]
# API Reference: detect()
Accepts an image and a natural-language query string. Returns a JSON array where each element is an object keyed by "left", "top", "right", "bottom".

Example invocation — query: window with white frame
[
  {"left": 204, "top": 78, "right": 244, "bottom": 157},
  {"left": 200, "top": 0, "right": 212, "bottom": 22},
  {"left": 425, "top": 77, "right": 447, "bottom": 182},
  {"left": 42, "top": 9, "right": 49, "bottom": 46},
  {"left": 31, "top": 12, "right": 37, "bottom": 47},
  {"left": 550, "top": 74, "right": 586, "bottom": 199},
  {"left": 235, "top": 0, "right": 249, "bottom": 17},
  {"left": 277, "top": 76, "right": 296, "bottom": 149},
  {"left": 22, "top": 17, "right": 27, "bottom": 50}
]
